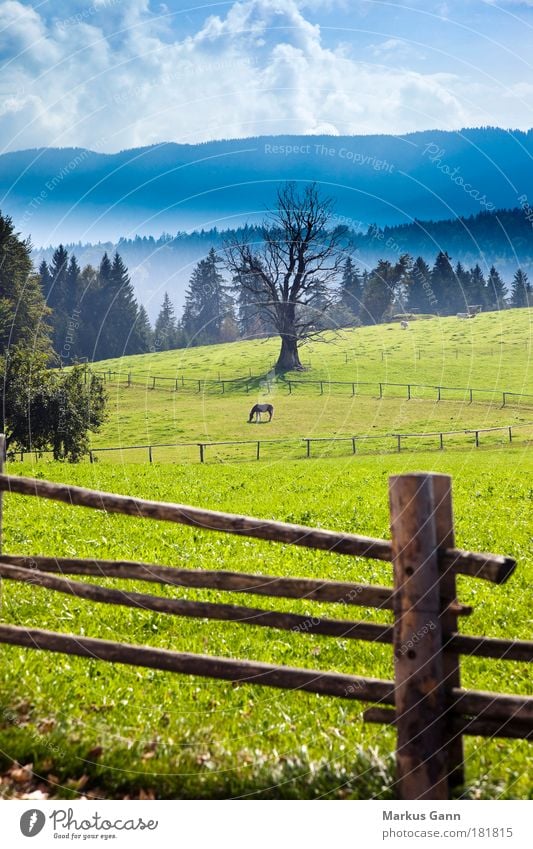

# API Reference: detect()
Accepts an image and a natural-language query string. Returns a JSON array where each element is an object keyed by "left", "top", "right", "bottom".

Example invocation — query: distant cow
[
  {"left": 400, "top": 320, "right": 409, "bottom": 329},
  {"left": 456, "top": 312, "right": 472, "bottom": 319}
]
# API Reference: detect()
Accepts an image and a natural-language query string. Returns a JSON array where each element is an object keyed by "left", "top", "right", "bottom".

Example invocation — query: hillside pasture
[
  {"left": 0, "top": 450, "right": 532, "bottom": 799},
  {"left": 0, "top": 309, "right": 531, "bottom": 800}
]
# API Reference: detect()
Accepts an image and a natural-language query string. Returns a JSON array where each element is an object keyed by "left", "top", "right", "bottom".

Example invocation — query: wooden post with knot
[{"left": 389, "top": 472, "right": 449, "bottom": 800}]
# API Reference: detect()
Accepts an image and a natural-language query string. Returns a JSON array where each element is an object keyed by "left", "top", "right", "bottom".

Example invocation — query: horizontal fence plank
[
  {"left": 448, "top": 634, "right": 533, "bottom": 663},
  {"left": 0, "top": 474, "right": 393, "bottom": 560},
  {"left": 451, "top": 715, "right": 533, "bottom": 740},
  {"left": 0, "top": 624, "right": 531, "bottom": 722},
  {"left": 0, "top": 562, "right": 394, "bottom": 643},
  {"left": 0, "top": 555, "right": 396, "bottom": 610},
  {"left": 0, "top": 624, "right": 396, "bottom": 704},
  {"left": 363, "top": 707, "right": 533, "bottom": 739},
  {"left": 0, "top": 476, "right": 515, "bottom": 584}
]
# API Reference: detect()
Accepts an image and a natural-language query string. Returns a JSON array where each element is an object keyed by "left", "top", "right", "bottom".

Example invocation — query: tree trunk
[{"left": 275, "top": 335, "right": 303, "bottom": 373}]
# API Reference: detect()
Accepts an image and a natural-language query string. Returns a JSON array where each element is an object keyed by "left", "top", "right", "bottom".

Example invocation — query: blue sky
[{"left": 1, "top": 0, "right": 533, "bottom": 152}]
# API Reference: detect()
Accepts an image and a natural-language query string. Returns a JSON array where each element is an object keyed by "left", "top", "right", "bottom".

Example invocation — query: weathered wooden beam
[
  {"left": 0, "top": 475, "right": 515, "bottom": 583},
  {"left": 0, "top": 624, "right": 396, "bottom": 704},
  {"left": 0, "top": 474, "right": 391, "bottom": 560},
  {"left": 440, "top": 548, "right": 515, "bottom": 584},
  {"left": 448, "top": 634, "right": 533, "bottom": 663},
  {"left": 363, "top": 708, "right": 533, "bottom": 740},
  {"left": 451, "top": 715, "right": 533, "bottom": 740},
  {"left": 450, "top": 688, "right": 533, "bottom": 725},
  {"left": 0, "top": 561, "right": 394, "bottom": 643},
  {"left": 0, "top": 554, "right": 396, "bottom": 610},
  {"left": 389, "top": 472, "right": 449, "bottom": 800},
  {"left": 433, "top": 474, "right": 464, "bottom": 790}
]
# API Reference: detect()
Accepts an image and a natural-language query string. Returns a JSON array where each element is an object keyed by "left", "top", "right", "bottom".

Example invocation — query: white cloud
[{"left": 0, "top": 0, "right": 521, "bottom": 153}]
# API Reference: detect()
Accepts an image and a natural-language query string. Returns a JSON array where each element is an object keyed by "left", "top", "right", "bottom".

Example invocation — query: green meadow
[{"left": 0, "top": 309, "right": 532, "bottom": 799}]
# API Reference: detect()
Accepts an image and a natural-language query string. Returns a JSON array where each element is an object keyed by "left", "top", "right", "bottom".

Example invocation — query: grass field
[
  {"left": 0, "top": 309, "right": 532, "bottom": 800},
  {"left": 79, "top": 310, "right": 533, "bottom": 457}
]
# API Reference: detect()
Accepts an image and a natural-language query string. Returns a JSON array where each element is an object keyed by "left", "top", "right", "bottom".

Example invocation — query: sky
[{"left": 1, "top": 0, "right": 533, "bottom": 153}]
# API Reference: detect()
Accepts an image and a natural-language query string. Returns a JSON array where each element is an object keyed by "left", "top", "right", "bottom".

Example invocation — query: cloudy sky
[{"left": 1, "top": 0, "right": 533, "bottom": 152}]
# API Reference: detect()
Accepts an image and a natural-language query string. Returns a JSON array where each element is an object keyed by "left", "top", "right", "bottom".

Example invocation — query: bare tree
[{"left": 225, "top": 182, "right": 344, "bottom": 373}]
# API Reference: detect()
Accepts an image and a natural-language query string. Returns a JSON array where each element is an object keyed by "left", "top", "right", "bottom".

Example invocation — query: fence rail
[
  {"left": 90, "top": 368, "right": 533, "bottom": 409},
  {"left": 12, "top": 425, "right": 533, "bottom": 466},
  {"left": 0, "top": 440, "right": 530, "bottom": 799},
  {"left": 72, "top": 422, "right": 533, "bottom": 466}
]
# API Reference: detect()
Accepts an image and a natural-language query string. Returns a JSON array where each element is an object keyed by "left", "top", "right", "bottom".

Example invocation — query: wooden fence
[
  {"left": 83, "top": 421, "right": 530, "bottom": 464},
  {"left": 91, "top": 368, "right": 533, "bottom": 409},
  {"left": 0, "top": 443, "right": 531, "bottom": 798}
]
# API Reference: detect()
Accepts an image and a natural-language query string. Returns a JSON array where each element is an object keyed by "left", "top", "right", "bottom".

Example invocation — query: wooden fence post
[
  {"left": 256, "top": 441, "right": 260, "bottom": 461},
  {"left": 199, "top": 444, "right": 205, "bottom": 463},
  {"left": 432, "top": 474, "right": 464, "bottom": 791},
  {"left": 0, "top": 434, "right": 4, "bottom": 555},
  {"left": 389, "top": 473, "right": 449, "bottom": 800}
]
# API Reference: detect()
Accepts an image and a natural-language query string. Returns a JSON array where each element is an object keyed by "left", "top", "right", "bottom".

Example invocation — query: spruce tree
[
  {"left": 154, "top": 292, "right": 179, "bottom": 351},
  {"left": 340, "top": 257, "right": 363, "bottom": 318},
  {"left": 135, "top": 304, "right": 153, "bottom": 352},
  {"left": 510, "top": 269, "right": 532, "bottom": 307},
  {"left": 361, "top": 260, "right": 395, "bottom": 324},
  {"left": 182, "top": 249, "right": 233, "bottom": 345},
  {"left": 487, "top": 265, "right": 507, "bottom": 309},
  {"left": 454, "top": 262, "right": 471, "bottom": 311},
  {"left": 406, "top": 257, "right": 432, "bottom": 313},
  {"left": 431, "top": 251, "right": 460, "bottom": 314},
  {"left": 467, "top": 264, "right": 487, "bottom": 308},
  {"left": 96, "top": 252, "right": 142, "bottom": 358}
]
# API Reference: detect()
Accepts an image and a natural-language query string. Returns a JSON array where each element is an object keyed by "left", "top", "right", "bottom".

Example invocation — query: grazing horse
[{"left": 248, "top": 403, "right": 274, "bottom": 423}]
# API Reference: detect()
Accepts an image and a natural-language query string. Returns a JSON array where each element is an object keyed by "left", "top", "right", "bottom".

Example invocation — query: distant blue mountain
[{"left": 2, "top": 128, "right": 533, "bottom": 247}]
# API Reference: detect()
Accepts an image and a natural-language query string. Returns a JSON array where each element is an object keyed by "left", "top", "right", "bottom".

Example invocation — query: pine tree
[
  {"left": 510, "top": 269, "right": 532, "bottom": 307},
  {"left": 154, "top": 292, "right": 179, "bottom": 351},
  {"left": 340, "top": 257, "right": 363, "bottom": 319},
  {"left": 361, "top": 260, "right": 395, "bottom": 324},
  {"left": 406, "top": 257, "right": 433, "bottom": 313},
  {"left": 467, "top": 264, "right": 487, "bottom": 308},
  {"left": 135, "top": 304, "right": 153, "bottom": 352},
  {"left": 65, "top": 255, "right": 81, "bottom": 313},
  {"left": 431, "top": 251, "right": 460, "bottom": 314},
  {"left": 38, "top": 259, "right": 52, "bottom": 301},
  {"left": 487, "top": 265, "right": 507, "bottom": 309},
  {"left": 96, "top": 252, "right": 142, "bottom": 358},
  {"left": 454, "top": 261, "right": 471, "bottom": 311},
  {"left": 76, "top": 264, "right": 99, "bottom": 360},
  {"left": 182, "top": 248, "right": 233, "bottom": 345}
]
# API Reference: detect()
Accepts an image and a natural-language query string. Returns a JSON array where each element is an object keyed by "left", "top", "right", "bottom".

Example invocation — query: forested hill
[
  {"left": 32, "top": 207, "right": 533, "bottom": 313},
  {"left": 3, "top": 127, "right": 533, "bottom": 247}
]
